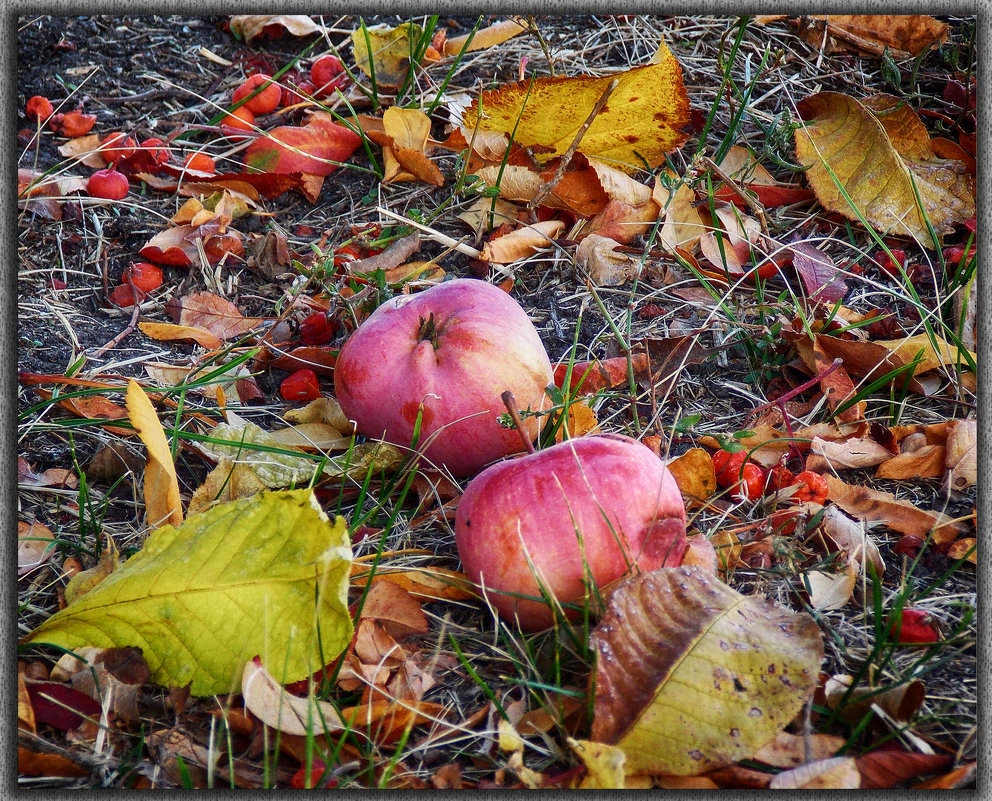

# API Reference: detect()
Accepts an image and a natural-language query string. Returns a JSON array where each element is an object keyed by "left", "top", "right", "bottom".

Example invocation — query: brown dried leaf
[
  {"left": 947, "top": 538, "right": 976, "bottom": 564},
  {"left": 18, "top": 747, "right": 89, "bottom": 779},
  {"left": 351, "top": 565, "right": 478, "bottom": 603},
  {"left": 187, "top": 458, "right": 268, "bottom": 517},
  {"left": 857, "top": 749, "right": 953, "bottom": 789},
  {"left": 802, "top": 14, "right": 948, "bottom": 58},
  {"left": 444, "top": 17, "right": 527, "bottom": 55},
  {"left": 752, "top": 731, "right": 845, "bottom": 768},
  {"left": 64, "top": 538, "right": 122, "bottom": 605},
  {"left": 768, "top": 757, "right": 860, "bottom": 789},
  {"left": 874, "top": 444, "right": 946, "bottom": 480},
  {"left": 821, "top": 505, "right": 885, "bottom": 575},
  {"left": 229, "top": 15, "right": 328, "bottom": 44},
  {"left": 575, "top": 234, "right": 638, "bottom": 286},
  {"left": 655, "top": 177, "right": 708, "bottom": 252},
  {"left": 591, "top": 566, "right": 823, "bottom": 776},
  {"left": 138, "top": 322, "right": 224, "bottom": 349},
  {"left": 811, "top": 436, "right": 892, "bottom": 470},
  {"left": 824, "top": 673, "right": 925, "bottom": 725},
  {"left": 18, "top": 520, "right": 56, "bottom": 577},
  {"left": 824, "top": 474, "right": 966, "bottom": 544},
  {"left": 680, "top": 534, "right": 717, "bottom": 575},
  {"left": 17, "top": 673, "right": 36, "bottom": 734},
  {"left": 369, "top": 108, "right": 444, "bottom": 186},
  {"left": 803, "top": 559, "right": 857, "bottom": 611},
  {"left": 666, "top": 448, "right": 717, "bottom": 502},
  {"left": 169, "top": 291, "right": 266, "bottom": 341},
  {"left": 359, "top": 580, "right": 428, "bottom": 640}
]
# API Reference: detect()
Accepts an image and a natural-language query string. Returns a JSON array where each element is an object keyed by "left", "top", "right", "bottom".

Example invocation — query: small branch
[
  {"left": 528, "top": 78, "right": 619, "bottom": 221},
  {"left": 375, "top": 207, "right": 482, "bottom": 259},
  {"left": 501, "top": 390, "right": 536, "bottom": 455},
  {"left": 93, "top": 273, "right": 143, "bottom": 357},
  {"left": 749, "top": 358, "right": 844, "bottom": 417}
]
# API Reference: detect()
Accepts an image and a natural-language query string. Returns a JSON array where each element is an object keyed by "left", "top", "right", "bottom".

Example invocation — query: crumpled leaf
[
  {"left": 665, "top": 448, "right": 718, "bottom": 502},
  {"left": 874, "top": 444, "right": 945, "bottom": 480},
  {"left": 795, "top": 15, "right": 948, "bottom": 59},
  {"left": 821, "top": 505, "right": 885, "bottom": 576},
  {"left": 479, "top": 219, "right": 564, "bottom": 263},
  {"left": 366, "top": 107, "right": 444, "bottom": 186},
  {"left": 824, "top": 474, "right": 966, "bottom": 544},
  {"left": 138, "top": 322, "right": 224, "bottom": 349},
  {"left": 64, "top": 538, "right": 121, "bottom": 605},
  {"left": 242, "top": 656, "right": 343, "bottom": 735},
  {"left": 803, "top": 559, "right": 858, "bottom": 611},
  {"left": 187, "top": 458, "right": 268, "bottom": 516},
  {"left": 575, "top": 234, "right": 638, "bottom": 286},
  {"left": 229, "top": 15, "right": 328, "bottom": 44},
  {"left": 126, "top": 380, "right": 183, "bottom": 529},
  {"left": 590, "top": 566, "right": 823, "bottom": 776},
  {"left": 23, "top": 490, "right": 354, "bottom": 696},
  {"left": 358, "top": 580, "right": 428, "bottom": 640},
  {"left": 768, "top": 757, "right": 860, "bottom": 789},
  {"left": 245, "top": 114, "right": 362, "bottom": 179},
  {"left": 795, "top": 92, "right": 975, "bottom": 248},
  {"left": 712, "top": 147, "right": 814, "bottom": 209},
  {"left": 857, "top": 749, "right": 954, "bottom": 790},
  {"left": 461, "top": 40, "right": 690, "bottom": 173}
]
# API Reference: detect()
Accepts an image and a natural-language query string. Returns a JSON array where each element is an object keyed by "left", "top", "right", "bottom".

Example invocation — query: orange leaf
[
  {"left": 358, "top": 580, "right": 428, "bottom": 640},
  {"left": 479, "top": 220, "right": 564, "bottom": 263},
  {"left": 874, "top": 444, "right": 945, "bottom": 479},
  {"left": 802, "top": 14, "right": 948, "bottom": 58},
  {"left": 169, "top": 291, "right": 266, "bottom": 341},
  {"left": 443, "top": 17, "right": 527, "bottom": 55},
  {"left": 665, "top": 448, "right": 717, "bottom": 501},
  {"left": 245, "top": 115, "right": 362, "bottom": 177},
  {"left": 554, "top": 354, "right": 649, "bottom": 394},
  {"left": 138, "top": 321, "right": 224, "bottom": 349}
]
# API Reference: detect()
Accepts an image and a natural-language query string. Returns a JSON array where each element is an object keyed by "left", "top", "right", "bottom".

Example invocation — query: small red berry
[
  {"left": 183, "top": 152, "right": 216, "bottom": 174},
  {"left": 300, "top": 311, "right": 336, "bottom": 345},
  {"left": 26, "top": 95, "right": 54, "bottom": 122},
  {"left": 58, "top": 110, "right": 97, "bottom": 138},
  {"left": 713, "top": 450, "right": 747, "bottom": 488},
  {"left": 333, "top": 245, "right": 361, "bottom": 269},
  {"left": 139, "top": 137, "right": 170, "bottom": 166},
  {"left": 219, "top": 107, "right": 255, "bottom": 136},
  {"left": 87, "top": 168, "right": 129, "bottom": 200},
  {"left": 310, "top": 55, "right": 347, "bottom": 98},
  {"left": 233, "top": 74, "right": 282, "bottom": 115},
  {"left": 734, "top": 462, "right": 767, "bottom": 502},
  {"left": 280, "top": 369, "right": 321, "bottom": 402},
  {"left": 888, "top": 607, "right": 940, "bottom": 645},
  {"left": 792, "top": 470, "right": 829, "bottom": 504},
  {"left": 100, "top": 132, "right": 136, "bottom": 164},
  {"left": 766, "top": 465, "right": 796, "bottom": 493}
]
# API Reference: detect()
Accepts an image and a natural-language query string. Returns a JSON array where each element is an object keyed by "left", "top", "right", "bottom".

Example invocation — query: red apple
[
  {"left": 334, "top": 278, "right": 552, "bottom": 477},
  {"left": 455, "top": 434, "right": 688, "bottom": 630}
]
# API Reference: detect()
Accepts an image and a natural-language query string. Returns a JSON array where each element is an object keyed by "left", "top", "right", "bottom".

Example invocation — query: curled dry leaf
[
  {"left": 803, "top": 559, "right": 858, "bottom": 611},
  {"left": 367, "top": 108, "right": 444, "bottom": 186},
  {"left": 268, "top": 423, "right": 351, "bottom": 452},
  {"left": 242, "top": 656, "right": 343, "bottom": 736},
  {"left": 824, "top": 474, "right": 966, "bottom": 544},
  {"left": 874, "top": 444, "right": 945, "bottom": 480},
  {"left": 229, "top": 15, "right": 327, "bottom": 43},
  {"left": 358, "top": 579, "right": 429, "bottom": 640},
  {"left": 798, "top": 14, "right": 948, "bottom": 59},
  {"left": 462, "top": 40, "right": 690, "bottom": 173},
  {"left": 126, "top": 380, "right": 183, "bottom": 530},
  {"left": 944, "top": 419, "right": 976, "bottom": 491},
  {"left": 811, "top": 435, "right": 892, "bottom": 470},
  {"left": 665, "top": 448, "right": 717, "bottom": 502},
  {"left": 655, "top": 176, "right": 708, "bottom": 252},
  {"left": 824, "top": 674, "right": 925, "bottom": 725},
  {"left": 168, "top": 291, "right": 266, "bottom": 341},
  {"left": 680, "top": 534, "right": 717, "bottom": 575},
  {"left": 821, "top": 505, "right": 885, "bottom": 576},
  {"left": 947, "top": 538, "right": 976, "bottom": 564},
  {"left": 795, "top": 92, "right": 975, "bottom": 248},
  {"left": 591, "top": 566, "right": 823, "bottom": 776},
  {"left": 575, "top": 234, "right": 638, "bottom": 286},
  {"left": 479, "top": 219, "right": 564, "bottom": 263},
  {"left": 857, "top": 749, "right": 954, "bottom": 790},
  {"left": 569, "top": 738, "right": 628, "bottom": 789},
  {"left": 768, "top": 757, "right": 860, "bottom": 789},
  {"left": 139, "top": 322, "right": 224, "bottom": 349},
  {"left": 283, "top": 396, "right": 354, "bottom": 434},
  {"left": 752, "top": 731, "right": 845, "bottom": 768},
  {"left": 443, "top": 16, "right": 527, "bottom": 55},
  {"left": 64, "top": 538, "right": 122, "bottom": 605}
]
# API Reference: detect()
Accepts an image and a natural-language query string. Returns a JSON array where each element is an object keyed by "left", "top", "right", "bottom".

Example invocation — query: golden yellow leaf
[
  {"left": 591, "top": 567, "right": 823, "bottom": 776},
  {"left": 126, "top": 380, "right": 183, "bottom": 529},
  {"left": 570, "top": 738, "right": 627, "bottom": 789},
  {"left": 947, "top": 538, "right": 976, "bottom": 564},
  {"left": 352, "top": 23, "right": 422, "bottom": 87},
  {"left": 444, "top": 17, "right": 528, "bottom": 56},
  {"left": 794, "top": 92, "right": 975, "bottom": 248},
  {"left": 138, "top": 322, "right": 224, "bottom": 349},
  {"left": 666, "top": 448, "right": 717, "bottom": 501},
  {"left": 368, "top": 107, "right": 444, "bottom": 186},
  {"left": 462, "top": 47, "right": 690, "bottom": 173}
]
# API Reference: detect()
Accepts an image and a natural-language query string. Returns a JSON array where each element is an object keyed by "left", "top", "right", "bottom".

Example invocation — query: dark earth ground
[{"left": 15, "top": 13, "right": 982, "bottom": 789}]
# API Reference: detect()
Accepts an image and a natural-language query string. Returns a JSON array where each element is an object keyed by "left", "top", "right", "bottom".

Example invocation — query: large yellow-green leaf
[
  {"left": 461, "top": 41, "right": 690, "bottom": 173},
  {"left": 794, "top": 91, "right": 975, "bottom": 248},
  {"left": 23, "top": 490, "right": 353, "bottom": 696},
  {"left": 591, "top": 566, "right": 823, "bottom": 776}
]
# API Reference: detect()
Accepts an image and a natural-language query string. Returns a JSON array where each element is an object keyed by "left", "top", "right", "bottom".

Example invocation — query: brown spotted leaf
[
  {"left": 590, "top": 566, "right": 823, "bottom": 776},
  {"left": 794, "top": 92, "right": 975, "bottom": 248}
]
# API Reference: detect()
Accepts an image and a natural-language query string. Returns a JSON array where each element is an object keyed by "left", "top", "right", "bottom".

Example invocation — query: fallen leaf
[
  {"left": 25, "top": 681, "right": 102, "bottom": 730},
  {"left": 126, "top": 380, "right": 183, "bottom": 529},
  {"left": 245, "top": 115, "right": 362, "bottom": 178},
  {"left": 351, "top": 22, "right": 427, "bottom": 87},
  {"left": 340, "top": 699, "right": 447, "bottom": 745},
  {"left": 358, "top": 580, "right": 429, "bottom": 640},
  {"left": 666, "top": 448, "right": 717, "bottom": 501},
  {"left": 709, "top": 529, "right": 742, "bottom": 578},
  {"left": 479, "top": 219, "right": 564, "bottom": 263},
  {"left": 67, "top": 646, "right": 150, "bottom": 723},
  {"left": 23, "top": 490, "right": 354, "bottom": 696},
  {"left": 140, "top": 223, "right": 244, "bottom": 267},
  {"left": 17, "top": 747, "right": 89, "bottom": 779},
  {"left": 874, "top": 444, "right": 945, "bottom": 480},
  {"left": 268, "top": 423, "right": 351, "bottom": 451},
  {"left": 912, "top": 762, "right": 977, "bottom": 789},
  {"left": 18, "top": 521, "right": 57, "bottom": 577},
  {"left": 947, "top": 538, "right": 976, "bottom": 564},
  {"left": 570, "top": 738, "right": 627, "bottom": 789},
  {"left": 575, "top": 234, "right": 638, "bottom": 286},
  {"left": 944, "top": 419, "right": 976, "bottom": 491},
  {"left": 790, "top": 241, "right": 848, "bottom": 303},
  {"left": 554, "top": 353, "right": 650, "bottom": 394},
  {"left": 461, "top": 41, "right": 690, "bottom": 173},
  {"left": 168, "top": 291, "right": 266, "bottom": 341},
  {"left": 444, "top": 17, "right": 528, "bottom": 55},
  {"left": 242, "top": 656, "right": 343, "bottom": 735},
  {"left": 64, "top": 538, "right": 121, "bottom": 605},
  {"left": 795, "top": 92, "right": 975, "bottom": 248},
  {"left": 680, "top": 534, "right": 717, "bottom": 575},
  {"left": 824, "top": 674, "right": 925, "bottom": 725},
  {"left": 824, "top": 474, "right": 966, "bottom": 544},
  {"left": 821, "top": 505, "right": 885, "bottom": 576},
  {"left": 799, "top": 15, "right": 948, "bottom": 58},
  {"left": 811, "top": 436, "right": 892, "bottom": 470},
  {"left": 351, "top": 565, "right": 478, "bottom": 603},
  {"left": 752, "top": 731, "right": 844, "bottom": 768},
  {"left": 229, "top": 14, "right": 328, "bottom": 44},
  {"left": 768, "top": 757, "right": 860, "bottom": 789},
  {"left": 856, "top": 749, "right": 953, "bottom": 789},
  {"left": 656, "top": 177, "right": 708, "bottom": 252},
  {"left": 591, "top": 566, "right": 823, "bottom": 775},
  {"left": 17, "top": 673, "right": 36, "bottom": 733},
  {"left": 187, "top": 458, "right": 268, "bottom": 516},
  {"left": 138, "top": 322, "right": 224, "bottom": 349},
  {"left": 367, "top": 107, "right": 444, "bottom": 186},
  {"left": 803, "top": 559, "right": 858, "bottom": 611}
]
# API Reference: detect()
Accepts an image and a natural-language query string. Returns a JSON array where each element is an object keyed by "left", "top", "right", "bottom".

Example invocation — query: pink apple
[
  {"left": 455, "top": 434, "right": 687, "bottom": 630},
  {"left": 334, "top": 279, "right": 553, "bottom": 477}
]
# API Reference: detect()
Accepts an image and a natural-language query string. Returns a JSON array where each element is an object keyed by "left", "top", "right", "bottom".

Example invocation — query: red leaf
[
  {"left": 26, "top": 681, "right": 102, "bottom": 730},
  {"left": 856, "top": 749, "right": 952, "bottom": 789},
  {"left": 791, "top": 241, "right": 848, "bottom": 303},
  {"left": 245, "top": 117, "right": 362, "bottom": 177},
  {"left": 713, "top": 184, "right": 814, "bottom": 209},
  {"left": 554, "top": 354, "right": 649, "bottom": 394}
]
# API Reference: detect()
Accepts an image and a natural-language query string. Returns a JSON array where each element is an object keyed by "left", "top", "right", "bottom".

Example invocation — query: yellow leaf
[
  {"left": 794, "top": 92, "right": 975, "bottom": 248},
  {"left": 24, "top": 490, "right": 354, "bottom": 696},
  {"left": 569, "top": 738, "right": 627, "bottom": 789},
  {"left": 368, "top": 107, "right": 445, "bottom": 186},
  {"left": 666, "top": 448, "right": 717, "bottom": 501},
  {"left": 126, "top": 380, "right": 183, "bottom": 529},
  {"left": 444, "top": 17, "right": 528, "bottom": 56},
  {"left": 590, "top": 566, "right": 823, "bottom": 776},
  {"left": 187, "top": 458, "right": 268, "bottom": 517},
  {"left": 352, "top": 23, "right": 422, "bottom": 87},
  {"left": 462, "top": 47, "right": 690, "bottom": 173}
]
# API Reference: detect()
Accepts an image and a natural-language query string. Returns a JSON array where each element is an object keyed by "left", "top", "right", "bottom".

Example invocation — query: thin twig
[
  {"left": 375, "top": 207, "right": 482, "bottom": 258},
  {"left": 697, "top": 154, "right": 770, "bottom": 236},
  {"left": 500, "top": 391, "right": 536, "bottom": 454},
  {"left": 527, "top": 78, "right": 619, "bottom": 221},
  {"left": 93, "top": 273, "right": 143, "bottom": 357}
]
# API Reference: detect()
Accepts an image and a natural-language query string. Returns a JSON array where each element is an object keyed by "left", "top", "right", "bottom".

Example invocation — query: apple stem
[
  {"left": 418, "top": 313, "right": 439, "bottom": 350},
  {"left": 501, "top": 390, "right": 536, "bottom": 455}
]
